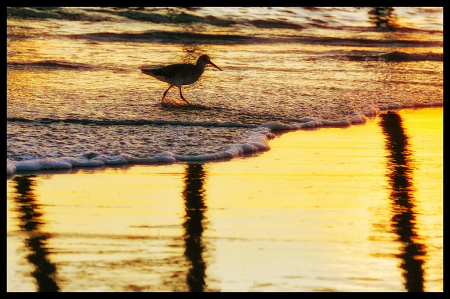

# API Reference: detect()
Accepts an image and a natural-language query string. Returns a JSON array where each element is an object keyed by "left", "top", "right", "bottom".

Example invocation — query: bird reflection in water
[
  {"left": 11, "top": 175, "right": 59, "bottom": 292},
  {"left": 379, "top": 111, "right": 425, "bottom": 292},
  {"left": 182, "top": 163, "right": 208, "bottom": 292}
]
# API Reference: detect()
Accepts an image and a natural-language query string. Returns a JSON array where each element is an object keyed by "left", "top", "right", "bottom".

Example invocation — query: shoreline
[
  {"left": 7, "top": 107, "right": 443, "bottom": 291},
  {"left": 6, "top": 105, "right": 443, "bottom": 179}
]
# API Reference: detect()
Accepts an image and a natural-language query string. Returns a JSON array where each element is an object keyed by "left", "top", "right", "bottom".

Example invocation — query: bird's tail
[{"left": 141, "top": 67, "right": 153, "bottom": 75}]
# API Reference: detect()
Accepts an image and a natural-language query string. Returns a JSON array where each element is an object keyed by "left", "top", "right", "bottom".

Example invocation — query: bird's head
[{"left": 198, "top": 55, "right": 223, "bottom": 71}]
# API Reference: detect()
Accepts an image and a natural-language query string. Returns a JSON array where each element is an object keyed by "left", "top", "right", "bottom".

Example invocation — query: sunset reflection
[
  {"left": 7, "top": 7, "right": 442, "bottom": 292},
  {"left": 6, "top": 108, "right": 442, "bottom": 291}
]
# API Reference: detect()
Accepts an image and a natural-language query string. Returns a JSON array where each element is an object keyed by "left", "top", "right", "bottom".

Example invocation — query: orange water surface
[{"left": 7, "top": 107, "right": 442, "bottom": 292}]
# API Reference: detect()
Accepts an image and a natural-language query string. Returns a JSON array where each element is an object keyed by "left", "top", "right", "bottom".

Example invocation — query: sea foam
[
  {"left": 7, "top": 125, "right": 274, "bottom": 175},
  {"left": 6, "top": 102, "right": 442, "bottom": 176}
]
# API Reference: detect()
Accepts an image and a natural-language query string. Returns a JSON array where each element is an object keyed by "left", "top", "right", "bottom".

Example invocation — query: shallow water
[
  {"left": 7, "top": 7, "right": 443, "bottom": 172},
  {"left": 6, "top": 7, "right": 443, "bottom": 292},
  {"left": 6, "top": 108, "right": 443, "bottom": 292}
]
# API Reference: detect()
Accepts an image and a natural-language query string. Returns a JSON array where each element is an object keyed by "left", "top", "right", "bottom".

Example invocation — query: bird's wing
[{"left": 141, "top": 64, "right": 187, "bottom": 80}]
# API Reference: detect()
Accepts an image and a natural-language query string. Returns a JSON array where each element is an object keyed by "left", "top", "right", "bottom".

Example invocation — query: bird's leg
[
  {"left": 162, "top": 85, "right": 173, "bottom": 103},
  {"left": 178, "top": 86, "right": 191, "bottom": 105}
]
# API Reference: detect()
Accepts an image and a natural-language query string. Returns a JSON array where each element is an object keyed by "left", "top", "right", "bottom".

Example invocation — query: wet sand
[{"left": 7, "top": 107, "right": 443, "bottom": 292}]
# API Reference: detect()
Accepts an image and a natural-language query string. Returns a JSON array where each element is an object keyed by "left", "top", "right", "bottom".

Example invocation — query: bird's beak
[{"left": 208, "top": 60, "right": 223, "bottom": 71}]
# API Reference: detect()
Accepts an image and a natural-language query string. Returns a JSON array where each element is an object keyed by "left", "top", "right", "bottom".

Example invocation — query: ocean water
[{"left": 7, "top": 7, "right": 443, "bottom": 175}]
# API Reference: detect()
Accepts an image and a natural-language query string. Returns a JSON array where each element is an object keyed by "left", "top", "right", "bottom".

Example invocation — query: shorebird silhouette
[{"left": 141, "top": 55, "right": 223, "bottom": 105}]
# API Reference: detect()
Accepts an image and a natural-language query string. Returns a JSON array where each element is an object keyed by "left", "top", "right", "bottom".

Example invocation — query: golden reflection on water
[{"left": 6, "top": 108, "right": 442, "bottom": 292}]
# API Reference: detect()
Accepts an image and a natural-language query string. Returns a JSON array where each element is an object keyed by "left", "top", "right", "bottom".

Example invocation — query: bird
[{"left": 141, "top": 54, "right": 223, "bottom": 105}]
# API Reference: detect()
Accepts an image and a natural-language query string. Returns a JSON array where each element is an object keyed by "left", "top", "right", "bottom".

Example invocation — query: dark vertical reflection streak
[
  {"left": 379, "top": 111, "right": 425, "bottom": 292},
  {"left": 182, "top": 163, "right": 207, "bottom": 292},
  {"left": 12, "top": 175, "right": 59, "bottom": 292},
  {"left": 368, "top": 7, "right": 397, "bottom": 30}
]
